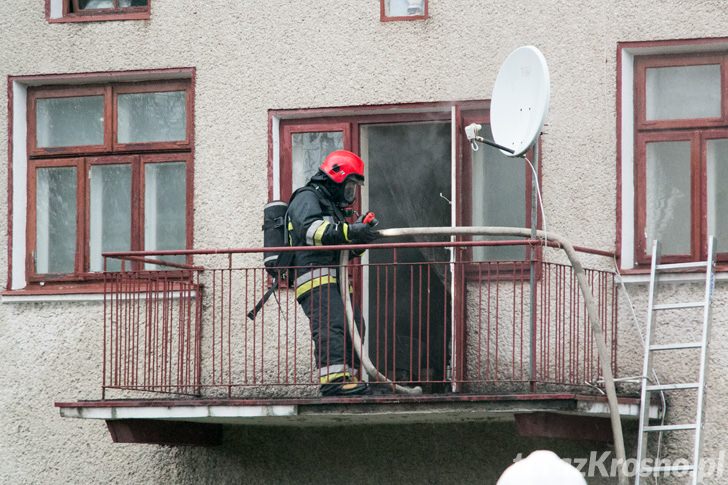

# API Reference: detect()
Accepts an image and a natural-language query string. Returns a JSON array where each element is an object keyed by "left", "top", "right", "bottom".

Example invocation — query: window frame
[
  {"left": 46, "top": 0, "right": 151, "bottom": 23},
  {"left": 276, "top": 110, "right": 453, "bottom": 209},
  {"left": 632, "top": 51, "right": 728, "bottom": 265},
  {"left": 634, "top": 131, "right": 701, "bottom": 264},
  {"left": 113, "top": 81, "right": 193, "bottom": 152},
  {"left": 26, "top": 158, "right": 86, "bottom": 281},
  {"left": 271, "top": 102, "right": 539, "bottom": 279},
  {"left": 635, "top": 53, "right": 728, "bottom": 131},
  {"left": 24, "top": 80, "right": 193, "bottom": 285},
  {"left": 139, "top": 153, "right": 194, "bottom": 261},
  {"left": 28, "top": 85, "right": 113, "bottom": 157},
  {"left": 26, "top": 153, "right": 194, "bottom": 283},
  {"left": 380, "top": 0, "right": 429, "bottom": 22},
  {"left": 280, "top": 122, "right": 352, "bottom": 202},
  {"left": 459, "top": 110, "right": 540, "bottom": 278},
  {"left": 84, "top": 154, "right": 140, "bottom": 276}
]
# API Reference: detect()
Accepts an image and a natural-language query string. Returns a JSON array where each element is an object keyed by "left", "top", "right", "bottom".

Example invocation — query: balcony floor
[
  {"left": 56, "top": 393, "right": 657, "bottom": 425},
  {"left": 56, "top": 393, "right": 659, "bottom": 445}
]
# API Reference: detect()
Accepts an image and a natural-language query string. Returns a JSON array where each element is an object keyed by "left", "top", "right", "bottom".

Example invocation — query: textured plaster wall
[{"left": 3, "top": 0, "right": 728, "bottom": 483}]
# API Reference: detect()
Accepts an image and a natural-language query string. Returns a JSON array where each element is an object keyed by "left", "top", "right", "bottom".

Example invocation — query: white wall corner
[
  {"left": 620, "top": 49, "right": 635, "bottom": 269},
  {"left": 272, "top": 115, "right": 280, "bottom": 201},
  {"left": 49, "top": 0, "right": 63, "bottom": 19},
  {"left": 11, "top": 81, "right": 28, "bottom": 290}
]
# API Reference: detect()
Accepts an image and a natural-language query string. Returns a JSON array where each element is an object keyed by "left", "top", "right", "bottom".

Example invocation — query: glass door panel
[{"left": 360, "top": 121, "right": 452, "bottom": 388}]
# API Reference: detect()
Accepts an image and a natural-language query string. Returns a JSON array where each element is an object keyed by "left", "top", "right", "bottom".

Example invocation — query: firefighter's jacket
[{"left": 287, "top": 183, "right": 351, "bottom": 299}]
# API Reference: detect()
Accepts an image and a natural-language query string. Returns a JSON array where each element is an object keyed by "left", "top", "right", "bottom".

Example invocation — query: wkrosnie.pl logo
[{"left": 512, "top": 451, "right": 725, "bottom": 479}]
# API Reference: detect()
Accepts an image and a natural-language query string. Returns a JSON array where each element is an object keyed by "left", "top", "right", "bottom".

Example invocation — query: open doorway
[{"left": 360, "top": 121, "right": 452, "bottom": 389}]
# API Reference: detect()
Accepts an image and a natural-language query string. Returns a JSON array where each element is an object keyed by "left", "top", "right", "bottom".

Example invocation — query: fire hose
[{"left": 339, "top": 226, "right": 627, "bottom": 482}]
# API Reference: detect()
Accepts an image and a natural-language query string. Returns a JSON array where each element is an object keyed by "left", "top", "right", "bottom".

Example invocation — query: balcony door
[{"left": 360, "top": 121, "right": 452, "bottom": 388}]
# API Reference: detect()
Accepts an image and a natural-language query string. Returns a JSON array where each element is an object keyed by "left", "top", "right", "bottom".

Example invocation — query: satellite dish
[{"left": 490, "top": 46, "right": 550, "bottom": 157}]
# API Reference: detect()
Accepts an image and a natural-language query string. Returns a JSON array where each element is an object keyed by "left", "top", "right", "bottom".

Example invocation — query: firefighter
[{"left": 287, "top": 150, "right": 378, "bottom": 396}]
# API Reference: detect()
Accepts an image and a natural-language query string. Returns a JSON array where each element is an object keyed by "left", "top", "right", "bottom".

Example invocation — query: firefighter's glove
[
  {"left": 347, "top": 222, "right": 379, "bottom": 244},
  {"left": 356, "top": 211, "right": 379, "bottom": 228}
]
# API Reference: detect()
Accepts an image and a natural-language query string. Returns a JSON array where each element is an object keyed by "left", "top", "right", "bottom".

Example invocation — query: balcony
[{"left": 56, "top": 240, "right": 657, "bottom": 445}]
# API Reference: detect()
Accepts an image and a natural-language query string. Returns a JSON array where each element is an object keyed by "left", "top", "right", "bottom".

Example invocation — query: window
[
  {"left": 46, "top": 0, "right": 150, "bottom": 22},
  {"left": 380, "top": 0, "right": 428, "bottom": 21},
  {"left": 26, "top": 81, "right": 192, "bottom": 282},
  {"left": 461, "top": 115, "right": 533, "bottom": 263},
  {"left": 633, "top": 52, "right": 728, "bottom": 264},
  {"left": 271, "top": 103, "right": 536, "bottom": 264}
]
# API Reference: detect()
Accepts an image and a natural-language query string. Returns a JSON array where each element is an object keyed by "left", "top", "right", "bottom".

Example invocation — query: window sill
[
  {"left": 1, "top": 291, "right": 107, "bottom": 303},
  {"left": 380, "top": 15, "right": 429, "bottom": 22},
  {"left": 2, "top": 281, "right": 107, "bottom": 303},
  {"left": 617, "top": 265, "right": 728, "bottom": 285},
  {"left": 48, "top": 12, "right": 150, "bottom": 23},
  {"left": 1, "top": 283, "right": 196, "bottom": 304}
]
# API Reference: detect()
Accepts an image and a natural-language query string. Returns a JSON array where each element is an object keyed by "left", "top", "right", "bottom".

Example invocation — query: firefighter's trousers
[{"left": 298, "top": 282, "right": 363, "bottom": 378}]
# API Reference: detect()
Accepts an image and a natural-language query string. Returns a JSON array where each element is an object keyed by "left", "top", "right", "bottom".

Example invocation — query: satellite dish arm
[
  {"left": 464, "top": 123, "right": 516, "bottom": 154},
  {"left": 473, "top": 136, "right": 516, "bottom": 154}
]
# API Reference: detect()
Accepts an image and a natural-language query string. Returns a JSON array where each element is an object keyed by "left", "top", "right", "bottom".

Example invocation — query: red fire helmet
[{"left": 320, "top": 150, "right": 365, "bottom": 184}]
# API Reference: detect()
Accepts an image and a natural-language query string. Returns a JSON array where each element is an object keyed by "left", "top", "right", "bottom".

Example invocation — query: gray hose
[
  {"left": 339, "top": 250, "right": 423, "bottom": 395},
  {"left": 346, "top": 226, "right": 627, "bottom": 484}
]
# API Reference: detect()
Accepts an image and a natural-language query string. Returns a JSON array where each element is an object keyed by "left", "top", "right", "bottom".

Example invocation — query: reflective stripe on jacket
[{"left": 287, "top": 183, "right": 349, "bottom": 298}]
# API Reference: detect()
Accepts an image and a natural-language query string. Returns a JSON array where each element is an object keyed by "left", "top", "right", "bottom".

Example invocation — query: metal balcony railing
[{"left": 101, "top": 240, "right": 618, "bottom": 400}]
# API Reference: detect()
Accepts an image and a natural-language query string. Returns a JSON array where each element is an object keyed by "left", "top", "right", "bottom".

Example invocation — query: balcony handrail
[{"left": 103, "top": 238, "right": 616, "bottom": 260}]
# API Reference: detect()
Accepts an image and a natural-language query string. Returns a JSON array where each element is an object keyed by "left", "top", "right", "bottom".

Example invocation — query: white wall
[{"left": 3, "top": 1, "right": 728, "bottom": 483}]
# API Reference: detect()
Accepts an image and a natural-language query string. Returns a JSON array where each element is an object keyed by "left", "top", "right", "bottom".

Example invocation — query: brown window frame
[
  {"left": 460, "top": 110, "right": 541, "bottom": 279},
  {"left": 26, "top": 80, "right": 194, "bottom": 284},
  {"left": 276, "top": 109, "right": 452, "bottom": 211},
  {"left": 380, "top": 0, "right": 429, "bottom": 22},
  {"left": 29, "top": 80, "right": 191, "bottom": 157},
  {"left": 633, "top": 52, "right": 728, "bottom": 265},
  {"left": 280, "top": 122, "right": 352, "bottom": 203},
  {"left": 28, "top": 85, "right": 113, "bottom": 157},
  {"left": 47, "top": 0, "right": 151, "bottom": 23},
  {"left": 271, "top": 102, "right": 539, "bottom": 281}
]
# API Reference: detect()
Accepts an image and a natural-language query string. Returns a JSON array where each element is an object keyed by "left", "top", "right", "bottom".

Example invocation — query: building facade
[{"left": 2, "top": 1, "right": 728, "bottom": 483}]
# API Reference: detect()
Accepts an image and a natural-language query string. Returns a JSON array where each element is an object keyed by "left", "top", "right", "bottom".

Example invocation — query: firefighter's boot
[{"left": 319, "top": 372, "right": 369, "bottom": 397}]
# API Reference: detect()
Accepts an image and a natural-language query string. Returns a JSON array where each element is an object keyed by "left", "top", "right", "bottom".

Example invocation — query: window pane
[
  {"left": 145, "top": 162, "right": 187, "bottom": 268},
  {"left": 363, "top": 122, "right": 451, "bottom": 231},
  {"left": 291, "top": 132, "right": 343, "bottom": 191},
  {"left": 362, "top": 121, "right": 451, "bottom": 382},
  {"left": 385, "top": 0, "right": 425, "bottom": 16},
  {"left": 707, "top": 139, "right": 728, "bottom": 253},
  {"left": 89, "top": 164, "right": 132, "bottom": 272},
  {"left": 79, "top": 0, "right": 114, "bottom": 9},
  {"left": 471, "top": 125, "right": 527, "bottom": 261},
  {"left": 35, "top": 167, "right": 77, "bottom": 274},
  {"left": 646, "top": 65, "right": 721, "bottom": 120},
  {"left": 645, "top": 141, "right": 691, "bottom": 256},
  {"left": 117, "top": 91, "right": 187, "bottom": 144},
  {"left": 119, "top": 0, "right": 148, "bottom": 6},
  {"left": 36, "top": 96, "right": 104, "bottom": 148}
]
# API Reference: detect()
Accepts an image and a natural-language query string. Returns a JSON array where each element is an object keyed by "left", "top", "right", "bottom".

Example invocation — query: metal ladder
[{"left": 635, "top": 237, "right": 716, "bottom": 484}]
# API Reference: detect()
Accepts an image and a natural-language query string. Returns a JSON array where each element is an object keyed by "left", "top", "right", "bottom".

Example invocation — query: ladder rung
[
  {"left": 643, "top": 423, "right": 697, "bottom": 432},
  {"left": 649, "top": 342, "right": 702, "bottom": 351},
  {"left": 653, "top": 302, "right": 705, "bottom": 310},
  {"left": 656, "top": 261, "right": 707, "bottom": 271},
  {"left": 642, "top": 464, "right": 695, "bottom": 473},
  {"left": 646, "top": 383, "right": 700, "bottom": 391}
]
